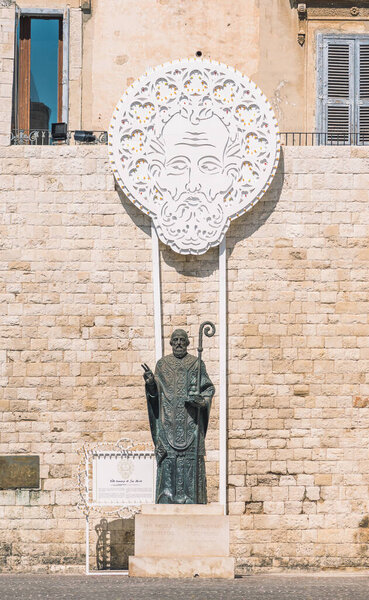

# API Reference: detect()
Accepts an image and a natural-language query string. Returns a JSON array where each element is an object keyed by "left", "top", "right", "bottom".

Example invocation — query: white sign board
[
  {"left": 109, "top": 58, "right": 280, "bottom": 255},
  {"left": 92, "top": 452, "right": 156, "bottom": 506}
]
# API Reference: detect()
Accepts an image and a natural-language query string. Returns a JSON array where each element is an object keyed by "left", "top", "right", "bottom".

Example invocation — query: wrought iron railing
[
  {"left": 10, "top": 129, "right": 108, "bottom": 145},
  {"left": 10, "top": 129, "right": 369, "bottom": 147},
  {"left": 280, "top": 132, "right": 369, "bottom": 146}
]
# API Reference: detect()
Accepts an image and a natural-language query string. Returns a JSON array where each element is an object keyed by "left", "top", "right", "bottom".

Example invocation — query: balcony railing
[
  {"left": 10, "top": 129, "right": 108, "bottom": 145},
  {"left": 281, "top": 132, "right": 369, "bottom": 146},
  {"left": 10, "top": 130, "right": 369, "bottom": 147}
]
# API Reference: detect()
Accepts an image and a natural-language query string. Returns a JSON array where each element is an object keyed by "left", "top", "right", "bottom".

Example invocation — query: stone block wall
[
  {"left": 227, "top": 146, "right": 369, "bottom": 571},
  {"left": 0, "top": 1, "right": 15, "bottom": 146},
  {"left": 1, "top": 144, "right": 369, "bottom": 572}
]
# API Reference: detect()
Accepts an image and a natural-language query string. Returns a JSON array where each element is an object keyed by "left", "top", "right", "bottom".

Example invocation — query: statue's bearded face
[
  {"left": 170, "top": 330, "right": 189, "bottom": 359},
  {"left": 149, "top": 112, "right": 237, "bottom": 250}
]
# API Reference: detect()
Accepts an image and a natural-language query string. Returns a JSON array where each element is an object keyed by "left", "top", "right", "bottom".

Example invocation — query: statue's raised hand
[{"left": 141, "top": 363, "right": 155, "bottom": 387}]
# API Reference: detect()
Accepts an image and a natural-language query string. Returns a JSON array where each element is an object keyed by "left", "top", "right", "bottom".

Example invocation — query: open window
[
  {"left": 317, "top": 34, "right": 369, "bottom": 144},
  {"left": 12, "top": 9, "right": 69, "bottom": 142}
]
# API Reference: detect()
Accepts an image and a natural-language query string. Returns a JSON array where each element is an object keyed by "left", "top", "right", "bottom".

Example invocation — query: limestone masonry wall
[{"left": 1, "top": 145, "right": 369, "bottom": 572}]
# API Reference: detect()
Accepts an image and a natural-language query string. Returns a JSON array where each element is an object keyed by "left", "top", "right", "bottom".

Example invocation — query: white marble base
[{"left": 129, "top": 504, "right": 234, "bottom": 579}]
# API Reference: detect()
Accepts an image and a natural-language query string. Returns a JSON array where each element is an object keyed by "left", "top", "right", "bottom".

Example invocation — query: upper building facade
[{"left": 2, "top": 0, "right": 369, "bottom": 144}]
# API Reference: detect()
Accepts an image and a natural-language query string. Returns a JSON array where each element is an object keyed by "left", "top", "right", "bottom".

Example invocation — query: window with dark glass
[{"left": 13, "top": 14, "right": 63, "bottom": 137}]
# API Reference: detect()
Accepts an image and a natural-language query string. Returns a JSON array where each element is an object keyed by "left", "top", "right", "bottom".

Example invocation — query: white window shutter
[
  {"left": 327, "top": 105, "right": 350, "bottom": 141},
  {"left": 327, "top": 43, "right": 351, "bottom": 98},
  {"left": 358, "top": 42, "right": 369, "bottom": 143},
  {"left": 322, "top": 39, "right": 354, "bottom": 143}
]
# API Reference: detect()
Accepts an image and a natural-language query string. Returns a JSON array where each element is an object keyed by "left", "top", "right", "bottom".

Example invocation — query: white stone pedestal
[{"left": 129, "top": 504, "right": 234, "bottom": 579}]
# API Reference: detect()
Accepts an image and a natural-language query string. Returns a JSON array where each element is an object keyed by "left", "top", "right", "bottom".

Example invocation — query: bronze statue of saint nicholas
[{"left": 142, "top": 327, "right": 215, "bottom": 504}]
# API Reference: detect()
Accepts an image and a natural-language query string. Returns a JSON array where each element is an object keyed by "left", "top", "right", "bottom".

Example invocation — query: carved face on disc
[{"left": 109, "top": 59, "right": 280, "bottom": 255}]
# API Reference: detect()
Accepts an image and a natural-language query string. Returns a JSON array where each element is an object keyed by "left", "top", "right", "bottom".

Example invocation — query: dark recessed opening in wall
[{"left": 196, "top": 51, "right": 202, "bottom": 57}]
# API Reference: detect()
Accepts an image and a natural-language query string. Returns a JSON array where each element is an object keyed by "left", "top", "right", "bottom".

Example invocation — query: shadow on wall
[
  {"left": 227, "top": 147, "right": 285, "bottom": 259},
  {"left": 95, "top": 517, "right": 134, "bottom": 570},
  {"left": 116, "top": 184, "right": 152, "bottom": 241},
  {"left": 115, "top": 147, "right": 284, "bottom": 274}
]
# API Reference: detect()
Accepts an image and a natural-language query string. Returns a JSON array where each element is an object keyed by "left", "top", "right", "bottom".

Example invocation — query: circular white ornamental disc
[{"left": 109, "top": 58, "right": 280, "bottom": 255}]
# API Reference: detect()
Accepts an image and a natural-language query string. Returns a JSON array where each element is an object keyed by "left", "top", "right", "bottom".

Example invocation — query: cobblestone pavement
[{"left": 1, "top": 573, "right": 369, "bottom": 600}]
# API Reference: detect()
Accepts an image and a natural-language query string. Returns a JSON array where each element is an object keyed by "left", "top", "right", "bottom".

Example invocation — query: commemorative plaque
[
  {"left": 0, "top": 455, "right": 40, "bottom": 489},
  {"left": 92, "top": 452, "right": 155, "bottom": 506}
]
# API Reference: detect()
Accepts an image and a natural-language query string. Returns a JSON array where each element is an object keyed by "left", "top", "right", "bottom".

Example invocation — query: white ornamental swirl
[{"left": 109, "top": 58, "right": 280, "bottom": 255}]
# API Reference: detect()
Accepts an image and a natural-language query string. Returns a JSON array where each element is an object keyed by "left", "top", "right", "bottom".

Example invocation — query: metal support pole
[
  {"left": 219, "top": 236, "right": 227, "bottom": 514},
  {"left": 85, "top": 514, "right": 89, "bottom": 575},
  {"left": 151, "top": 223, "right": 163, "bottom": 361},
  {"left": 85, "top": 451, "right": 90, "bottom": 574}
]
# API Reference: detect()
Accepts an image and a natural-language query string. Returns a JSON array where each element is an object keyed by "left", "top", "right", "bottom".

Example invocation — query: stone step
[{"left": 129, "top": 556, "right": 235, "bottom": 579}]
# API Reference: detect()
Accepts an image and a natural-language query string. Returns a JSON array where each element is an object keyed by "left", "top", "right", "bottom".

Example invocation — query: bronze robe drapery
[{"left": 145, "top": 353, "right": 214, "bottom": 504}]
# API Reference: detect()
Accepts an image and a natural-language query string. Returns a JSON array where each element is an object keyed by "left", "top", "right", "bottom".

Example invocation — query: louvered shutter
[
  {"left": 357, "top": 41, "right": 369, "bottom": 144},
  {"left": 321, "top": 39, "right": 354, "bottom": 143}
]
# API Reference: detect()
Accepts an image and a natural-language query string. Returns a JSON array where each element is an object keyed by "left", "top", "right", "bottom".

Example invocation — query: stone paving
[{"left": 1, "top": 574, "right": 369, "bottom": 600}]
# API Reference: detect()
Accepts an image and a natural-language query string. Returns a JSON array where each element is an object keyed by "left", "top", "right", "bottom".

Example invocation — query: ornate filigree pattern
[{"left": 109, "top": 58, "right": 280, "bottom": 255}]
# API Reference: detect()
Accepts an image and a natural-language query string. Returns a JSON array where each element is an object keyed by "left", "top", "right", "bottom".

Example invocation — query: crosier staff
[{"left": 193, "top": 320, "right": 216, "bottom": 503}]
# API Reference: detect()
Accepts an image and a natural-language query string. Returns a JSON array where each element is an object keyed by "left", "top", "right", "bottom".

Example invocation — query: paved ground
[{"left": 1, "top": 573, "right": 369, "bottom": 600}]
